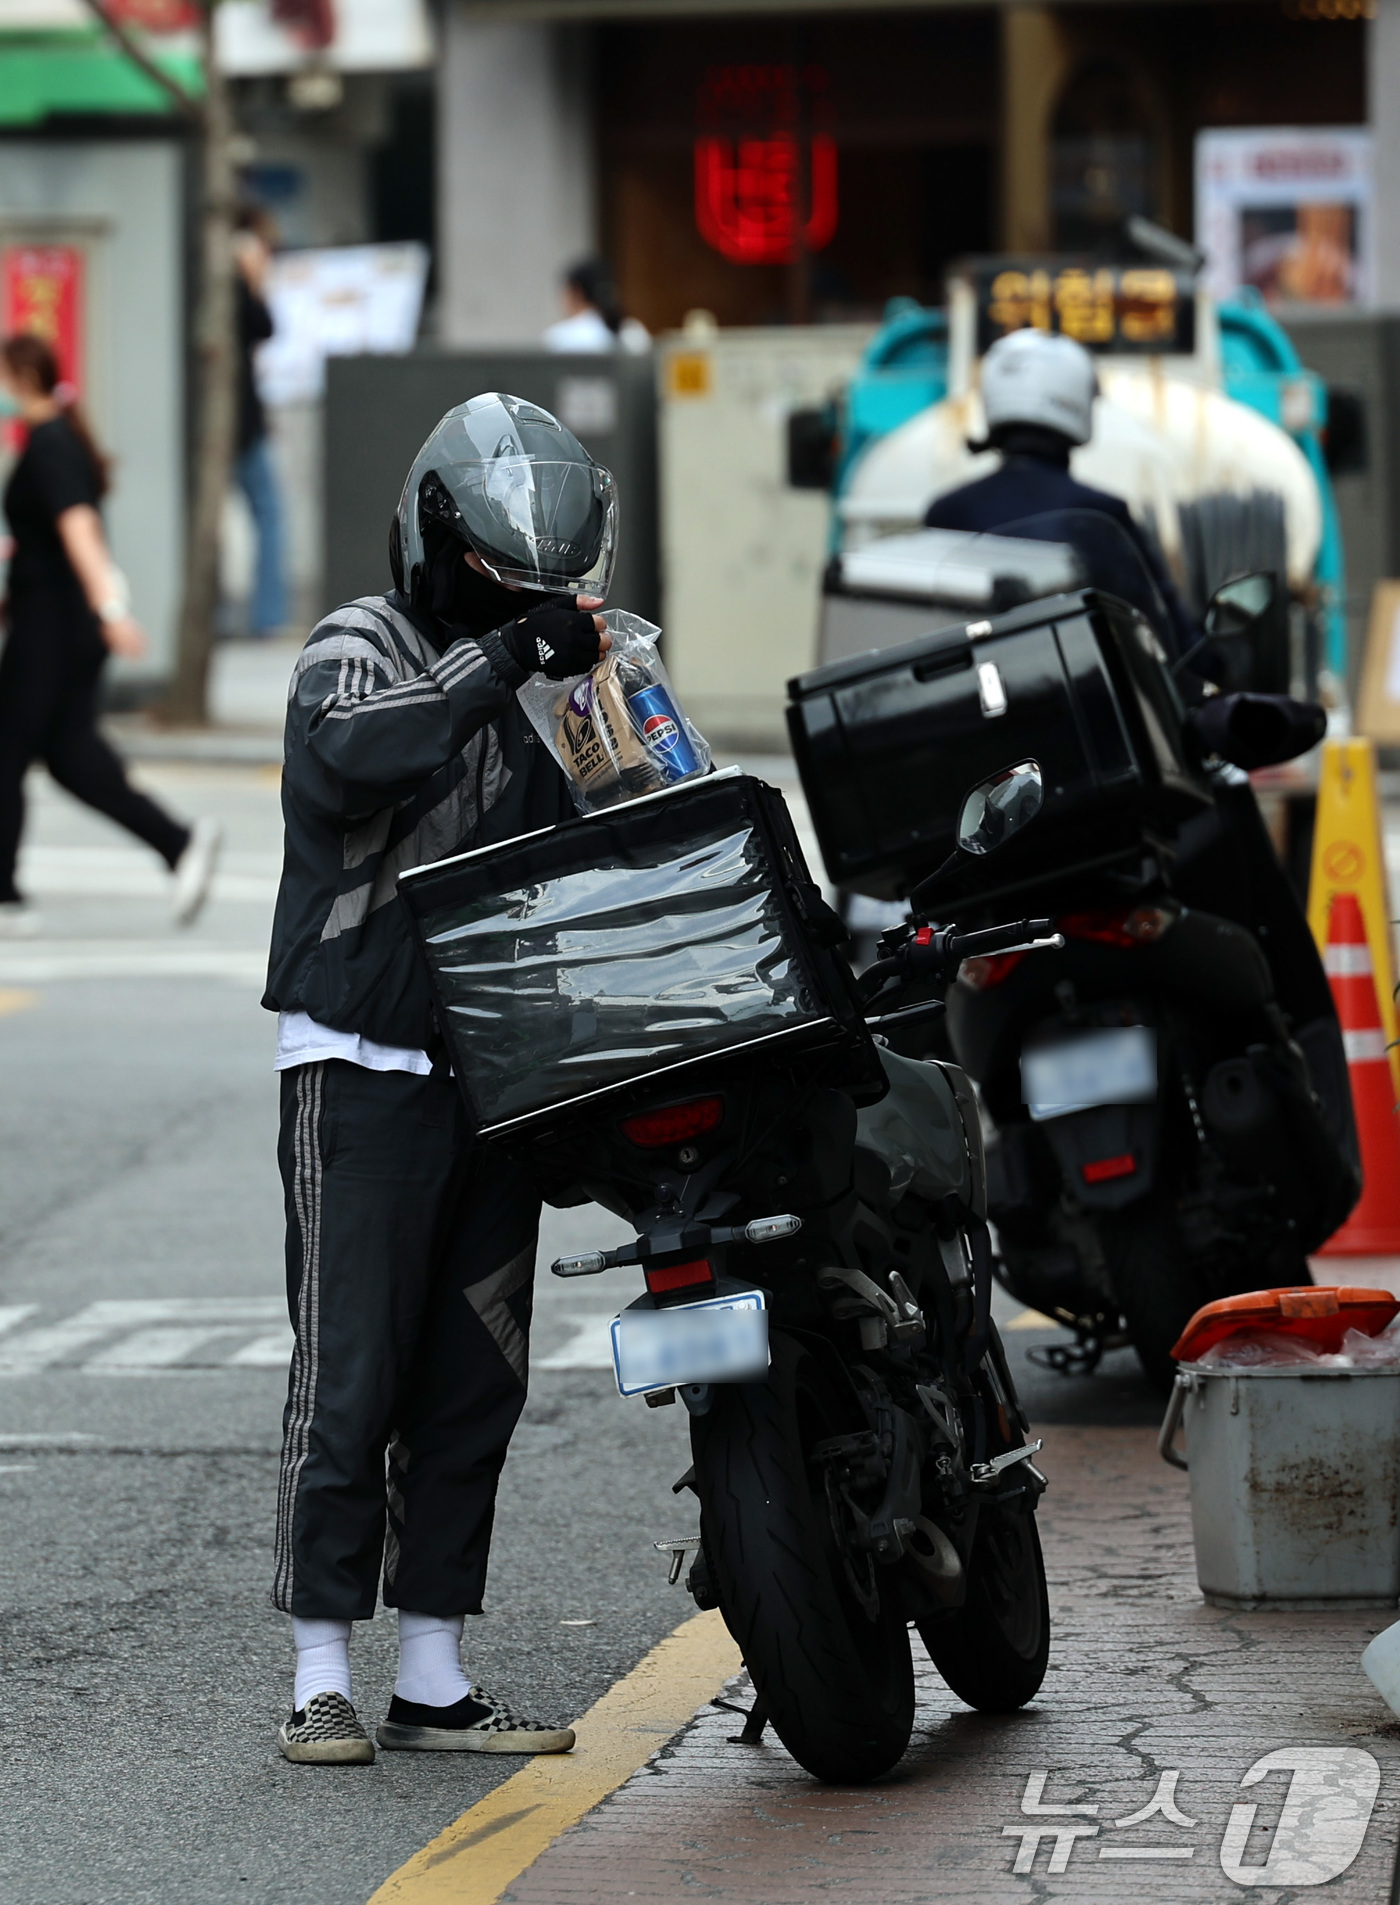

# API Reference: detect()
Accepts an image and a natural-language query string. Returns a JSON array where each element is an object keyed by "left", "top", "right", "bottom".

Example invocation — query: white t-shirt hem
[{"left": 275, "top": 1010, "right": 432, "bottom": 1077}]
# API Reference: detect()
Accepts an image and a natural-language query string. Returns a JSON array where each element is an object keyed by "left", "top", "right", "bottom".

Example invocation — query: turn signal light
[{"left": 621, "top": 1097, "right": 724, "bottom": 1148}]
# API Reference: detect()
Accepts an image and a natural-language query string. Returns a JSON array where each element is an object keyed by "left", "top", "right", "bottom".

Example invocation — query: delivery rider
[
  {"left": 263, "top": 393, "right": 611, "bottom": 1764},
  {"left": 925, "top": 327, "right": 1200, "bottom": 665}
]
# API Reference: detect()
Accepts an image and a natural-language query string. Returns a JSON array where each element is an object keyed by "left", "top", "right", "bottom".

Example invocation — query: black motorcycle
[
  {"left": 789, "top": 511, "right": 1359, "bottom": 1390},
  {"left": 399, "top": 767, "right": 1057, "bottom": 1783}
]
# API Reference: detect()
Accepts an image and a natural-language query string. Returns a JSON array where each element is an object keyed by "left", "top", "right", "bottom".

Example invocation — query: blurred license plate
[
  {"left": 1022, "top": 1026, "right": 1156, "bottom": 1122},
  {"left": 611, "top": 1291, "right": 769, "bottom": 1398}
]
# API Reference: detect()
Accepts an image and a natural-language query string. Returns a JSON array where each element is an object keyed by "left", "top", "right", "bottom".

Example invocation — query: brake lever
[{"left": 971, "top": 933, "right": 1065, "bottom": 958}]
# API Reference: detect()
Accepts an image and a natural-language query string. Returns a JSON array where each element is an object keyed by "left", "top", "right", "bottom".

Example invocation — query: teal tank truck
[{"left": 793, "top": 250, "right": 1353, "bottom": 707}]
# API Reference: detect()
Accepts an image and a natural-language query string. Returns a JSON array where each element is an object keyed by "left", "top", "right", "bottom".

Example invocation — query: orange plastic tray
[{"left": 1171, "top": 1286, "right": 1400, "bottom": 1363}]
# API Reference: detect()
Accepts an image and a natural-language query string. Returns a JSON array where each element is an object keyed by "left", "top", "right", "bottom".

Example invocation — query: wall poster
[{"left": 1196, "top": 128, "right": 1373, "bottom": 308}]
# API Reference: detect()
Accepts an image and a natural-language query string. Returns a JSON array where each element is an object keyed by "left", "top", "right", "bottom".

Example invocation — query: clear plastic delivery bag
[
  {"left": 1197, "top": 1319, "right": 1400, "bottom": 1369},
  {"left": 517, "top": 609, "right": 712, "bottom": 814}
]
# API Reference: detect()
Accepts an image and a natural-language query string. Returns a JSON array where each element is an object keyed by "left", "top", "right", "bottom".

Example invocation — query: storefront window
[{"left": 1052, "top": 59, "right": 1158, "bottom": 252}]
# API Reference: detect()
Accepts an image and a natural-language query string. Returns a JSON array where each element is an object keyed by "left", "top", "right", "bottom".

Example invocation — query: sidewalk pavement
[
  {"left": 103, "top": 637, "right": 299, "bottom": 767},
  {"left": 499, "top": 1423, "right": 1399, "bottom": 1905}
]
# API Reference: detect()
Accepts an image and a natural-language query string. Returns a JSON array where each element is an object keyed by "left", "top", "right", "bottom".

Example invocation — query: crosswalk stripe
[
  {"left": 0, "top": 946, "right": 268, "bottom": 984},
  {"left": 0, "top": 1299, "right": 288, "bottom": 1374},
  {"left": 536, "top": 1315, "right": 617, "bottom": 1370},
  {"left": 228, "top": 1332, "right": 298, "bottom": 1368},
  {"left": 15, "top": 845, "right": 279, "bottom": 901},
  {"left": 84, "top": 1326, "right": 260, "bottom": 1372}
]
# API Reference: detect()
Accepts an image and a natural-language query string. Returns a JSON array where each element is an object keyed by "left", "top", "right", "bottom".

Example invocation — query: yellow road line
[
  {"left": 0, "top": 989, "right": 38, "bottom": 1019},
  {"left": 1007, "top": 1306, "right": 1058, "bottom": 1330},
  {"left": 367, "top": 1607, "right": 742, "bottom": 1905}
]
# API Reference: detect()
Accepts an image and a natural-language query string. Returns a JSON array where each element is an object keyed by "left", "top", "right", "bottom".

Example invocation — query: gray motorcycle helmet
[{"left": 390, "top": 392, "right": 618, "bottom": 603}]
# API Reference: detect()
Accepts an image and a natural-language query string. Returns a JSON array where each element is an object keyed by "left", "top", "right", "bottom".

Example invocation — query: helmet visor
[{"left": 436, "top": 452, "right": 618, "bottom": 598}]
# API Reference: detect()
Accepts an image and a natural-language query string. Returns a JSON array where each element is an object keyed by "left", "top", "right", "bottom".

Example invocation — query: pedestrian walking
[
  {"left": 0, "top": 332, "right": 222, "bottom": 935},
  {"left": 233, "top": 207, "right": 287, "bottom": 638},
  {"left": 543, "top": 257, "right": 651, "bottom": 354},
  {"left": 264, "top": 391, "right": 615, "bottom": 1763}
]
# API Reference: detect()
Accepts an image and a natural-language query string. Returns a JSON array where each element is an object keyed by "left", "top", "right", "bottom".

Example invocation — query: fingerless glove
[{"left": 501, "top": 603, "right": 604, "bottom": 680}]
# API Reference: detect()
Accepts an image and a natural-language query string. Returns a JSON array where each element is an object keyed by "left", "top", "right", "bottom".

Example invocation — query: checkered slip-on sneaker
[
  {"left": 278, "top": 1690, "right": 376, "bottom": 1764},
  {"left": 376, "top": 1685, "right": 576, "bottom": 1754}
]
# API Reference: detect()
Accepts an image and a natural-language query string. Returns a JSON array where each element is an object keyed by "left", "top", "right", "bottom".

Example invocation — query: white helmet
[{"left": 980, "top": 329, "right": 1098, "bottom": 447}]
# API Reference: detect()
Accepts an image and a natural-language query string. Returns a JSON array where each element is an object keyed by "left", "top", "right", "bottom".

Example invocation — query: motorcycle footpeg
[
  {"left": 969, "top": 1438, "right": 1045, "bottom": 1487},
  {"left": 818, "top": 1265, "right": 926, "bottom": 1343},
  {"left": 654, "top": 1535, "right": 703, "bottom": 1586}
]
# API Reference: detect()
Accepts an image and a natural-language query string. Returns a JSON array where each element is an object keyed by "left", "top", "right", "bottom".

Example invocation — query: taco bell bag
[{"left": 518, "top": 609, "right": 712, "bottom": 814}]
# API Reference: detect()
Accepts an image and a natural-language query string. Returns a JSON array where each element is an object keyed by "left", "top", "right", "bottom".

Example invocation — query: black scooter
[{"left": 788, "top": 513, "right": 1360, "bottom": 1391}]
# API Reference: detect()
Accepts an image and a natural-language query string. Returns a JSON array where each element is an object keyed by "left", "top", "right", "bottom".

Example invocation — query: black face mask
[{"left": 417, "top": 527, "right": 528, "bottom": 638}]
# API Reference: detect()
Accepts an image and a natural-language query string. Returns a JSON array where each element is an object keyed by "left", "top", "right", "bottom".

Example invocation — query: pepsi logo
[{"left": 643, "top": 714, "right": 680, "bottom": 752}]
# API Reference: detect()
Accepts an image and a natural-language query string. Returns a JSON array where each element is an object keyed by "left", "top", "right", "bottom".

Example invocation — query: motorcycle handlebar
[
  {"left": 858, "top": 917, "right": 1060, "bottom": 1007},
  {"left": 946, "top": 918, "right": 1057, "bottom": 964}
]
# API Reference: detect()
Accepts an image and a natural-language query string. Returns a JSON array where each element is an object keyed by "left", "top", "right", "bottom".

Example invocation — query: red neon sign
[
  {"left": 694, "top": 66, "right": 838, "bottom": 266},
  {"left": 105, "top": 0, "right": 201, "bottom": 29}
]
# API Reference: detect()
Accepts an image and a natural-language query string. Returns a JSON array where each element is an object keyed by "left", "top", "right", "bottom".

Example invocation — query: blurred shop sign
[
  {"left": 256, "top": 242, "right": 428, "bottom": 406},
  {"left": 0, "top": 0, "right": 427, "bottom": 72},
  {"left": 694, "top": 65, "right": 837, "bottom": 266},
  {"left": 0, "top": 0, "right": 190, "bottom": 22},
  {"left": 970, "top": 261, "right": 1195, "bottom": 355},
  {"left": 1, "top": 245, "right": 83, "bottom": 391},
  {"left": 216, "top": 0, "right": 430, "bottom": 74},
  {"left": 108, "top": 0, "right": 198, "bottom": 24},
  {"left": 1197, "top": 128, "right": 1374, "bottom": 307}
]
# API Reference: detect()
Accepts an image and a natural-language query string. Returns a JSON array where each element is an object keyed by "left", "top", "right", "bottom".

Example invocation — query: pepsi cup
[{"left": 626, "top": 683, "right": 702, "bottom": 782}]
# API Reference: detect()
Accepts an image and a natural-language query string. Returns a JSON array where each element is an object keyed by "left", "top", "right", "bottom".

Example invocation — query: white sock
[
  {"left": 395, "top": 1609, "right": 472, "bottom": 1708},
  {"left": 292, "top": 1616, "right": 352, "bottom": 1710}
]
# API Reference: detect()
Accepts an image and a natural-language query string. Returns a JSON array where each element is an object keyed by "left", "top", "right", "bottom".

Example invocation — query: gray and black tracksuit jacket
[{"left": 262, "top": 589, "right": 573, "bottom": 1052}]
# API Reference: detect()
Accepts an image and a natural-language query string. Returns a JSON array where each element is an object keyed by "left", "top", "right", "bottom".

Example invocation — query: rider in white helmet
[{"left": 924, "top": 327, "right": 1199, "bottom": 663}]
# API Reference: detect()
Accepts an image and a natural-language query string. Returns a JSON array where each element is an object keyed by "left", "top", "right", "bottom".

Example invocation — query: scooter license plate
[
  {"left": 1021, "top": 1026, "right": 1156, "bottom": 1122},
  {"left": 611, "top": 1291, "right": 769, "bottom": 1398}
]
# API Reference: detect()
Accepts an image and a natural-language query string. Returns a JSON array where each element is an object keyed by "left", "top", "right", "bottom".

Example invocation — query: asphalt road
[{"left": 0, "top": 751, "right": 1163, "bottom": 1905}]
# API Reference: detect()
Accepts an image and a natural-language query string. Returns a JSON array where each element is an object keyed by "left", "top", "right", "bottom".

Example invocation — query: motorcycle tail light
[
  {"left": 1083, "top": 1153, "right": 1137, "bottom": 1184},
  {"left": 645, "top": 1259, "right": 714, "bottom": 1295},
  {"left": 957, "top": 951, "right": 1028, "bottom": 991},
  {"left": 621, "top": 1097, "right": 724, "bottom": 1148},
  {"left": 1059, "top": 906, "right": 1177, "bottom": 949}
]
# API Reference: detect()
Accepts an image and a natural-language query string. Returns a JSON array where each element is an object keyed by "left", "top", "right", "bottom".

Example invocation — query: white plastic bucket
[{"left": 1159, "top": 1364, "right": 1400, "bottom": 1609}]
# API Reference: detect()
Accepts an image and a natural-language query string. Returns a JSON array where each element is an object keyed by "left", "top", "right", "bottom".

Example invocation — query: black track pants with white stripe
[{"left": 273, "top": 1059, "right": 539, "bottom": 1620}]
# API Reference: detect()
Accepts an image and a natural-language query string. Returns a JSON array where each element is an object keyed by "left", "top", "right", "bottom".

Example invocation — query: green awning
[{"left": 0, "top": 30, "right": 203, "bottom": 126}]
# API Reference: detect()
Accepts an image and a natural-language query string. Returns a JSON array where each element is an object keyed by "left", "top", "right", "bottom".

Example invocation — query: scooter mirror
[
  {"left": 956, "top": 759, "right": 1044, "bottom": 856},
  {"left": 1204, "top": 572, "right": 1275, "bottom": 640}
]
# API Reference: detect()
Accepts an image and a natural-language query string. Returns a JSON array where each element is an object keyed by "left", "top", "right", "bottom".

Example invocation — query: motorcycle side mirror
[
  {"left": 956, "top": 759, "right": 1045, "bottom": 856},
  {"left": 1204, "top": 572, "right": 1275, "bottom": 641}
]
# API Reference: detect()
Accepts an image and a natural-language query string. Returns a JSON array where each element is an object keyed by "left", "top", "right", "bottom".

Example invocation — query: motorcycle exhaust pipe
[{"left": 900, "top": 1515, "right": 963, "bottom": 1601}]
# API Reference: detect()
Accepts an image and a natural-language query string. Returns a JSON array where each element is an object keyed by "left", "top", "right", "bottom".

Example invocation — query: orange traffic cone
[{"left": 1318, "top": 890, "right": 1400, "bottom": 1255}]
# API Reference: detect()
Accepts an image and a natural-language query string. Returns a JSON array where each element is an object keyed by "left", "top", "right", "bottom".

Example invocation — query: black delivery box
[
  {"left": 397, "top": 769, "right": 880, "bottom": 1141},
  {"left": 787, "top": 589, "right": 1209, "bottom": 905}
]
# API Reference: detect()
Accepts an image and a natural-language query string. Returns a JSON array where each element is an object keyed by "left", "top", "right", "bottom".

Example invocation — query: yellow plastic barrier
[{"left": 1306, "top": 737, "right": 1400, "bottom": 1096}]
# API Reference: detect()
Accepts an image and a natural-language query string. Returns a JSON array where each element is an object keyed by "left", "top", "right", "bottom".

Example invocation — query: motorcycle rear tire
[
  {"left": 1108, "top": 1204, "right": 1208, "bottom": 1393},
  {"left": 691, "top": 1334, "right": 915, "bottom": 1784},
  {"left": 918, "top": 1501, "right": 1049, "bottom": 1712}
]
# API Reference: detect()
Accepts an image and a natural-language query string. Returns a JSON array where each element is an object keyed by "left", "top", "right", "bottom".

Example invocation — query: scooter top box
[
  {"left": 787, "top": 587, "right": 1208, "bottom": 905},
  {"left": 817, "top": 527, "right": 1085, "bottom": 674},
  {"left": 397, "top": 769, "right": 880, "bottom": 1141}
]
